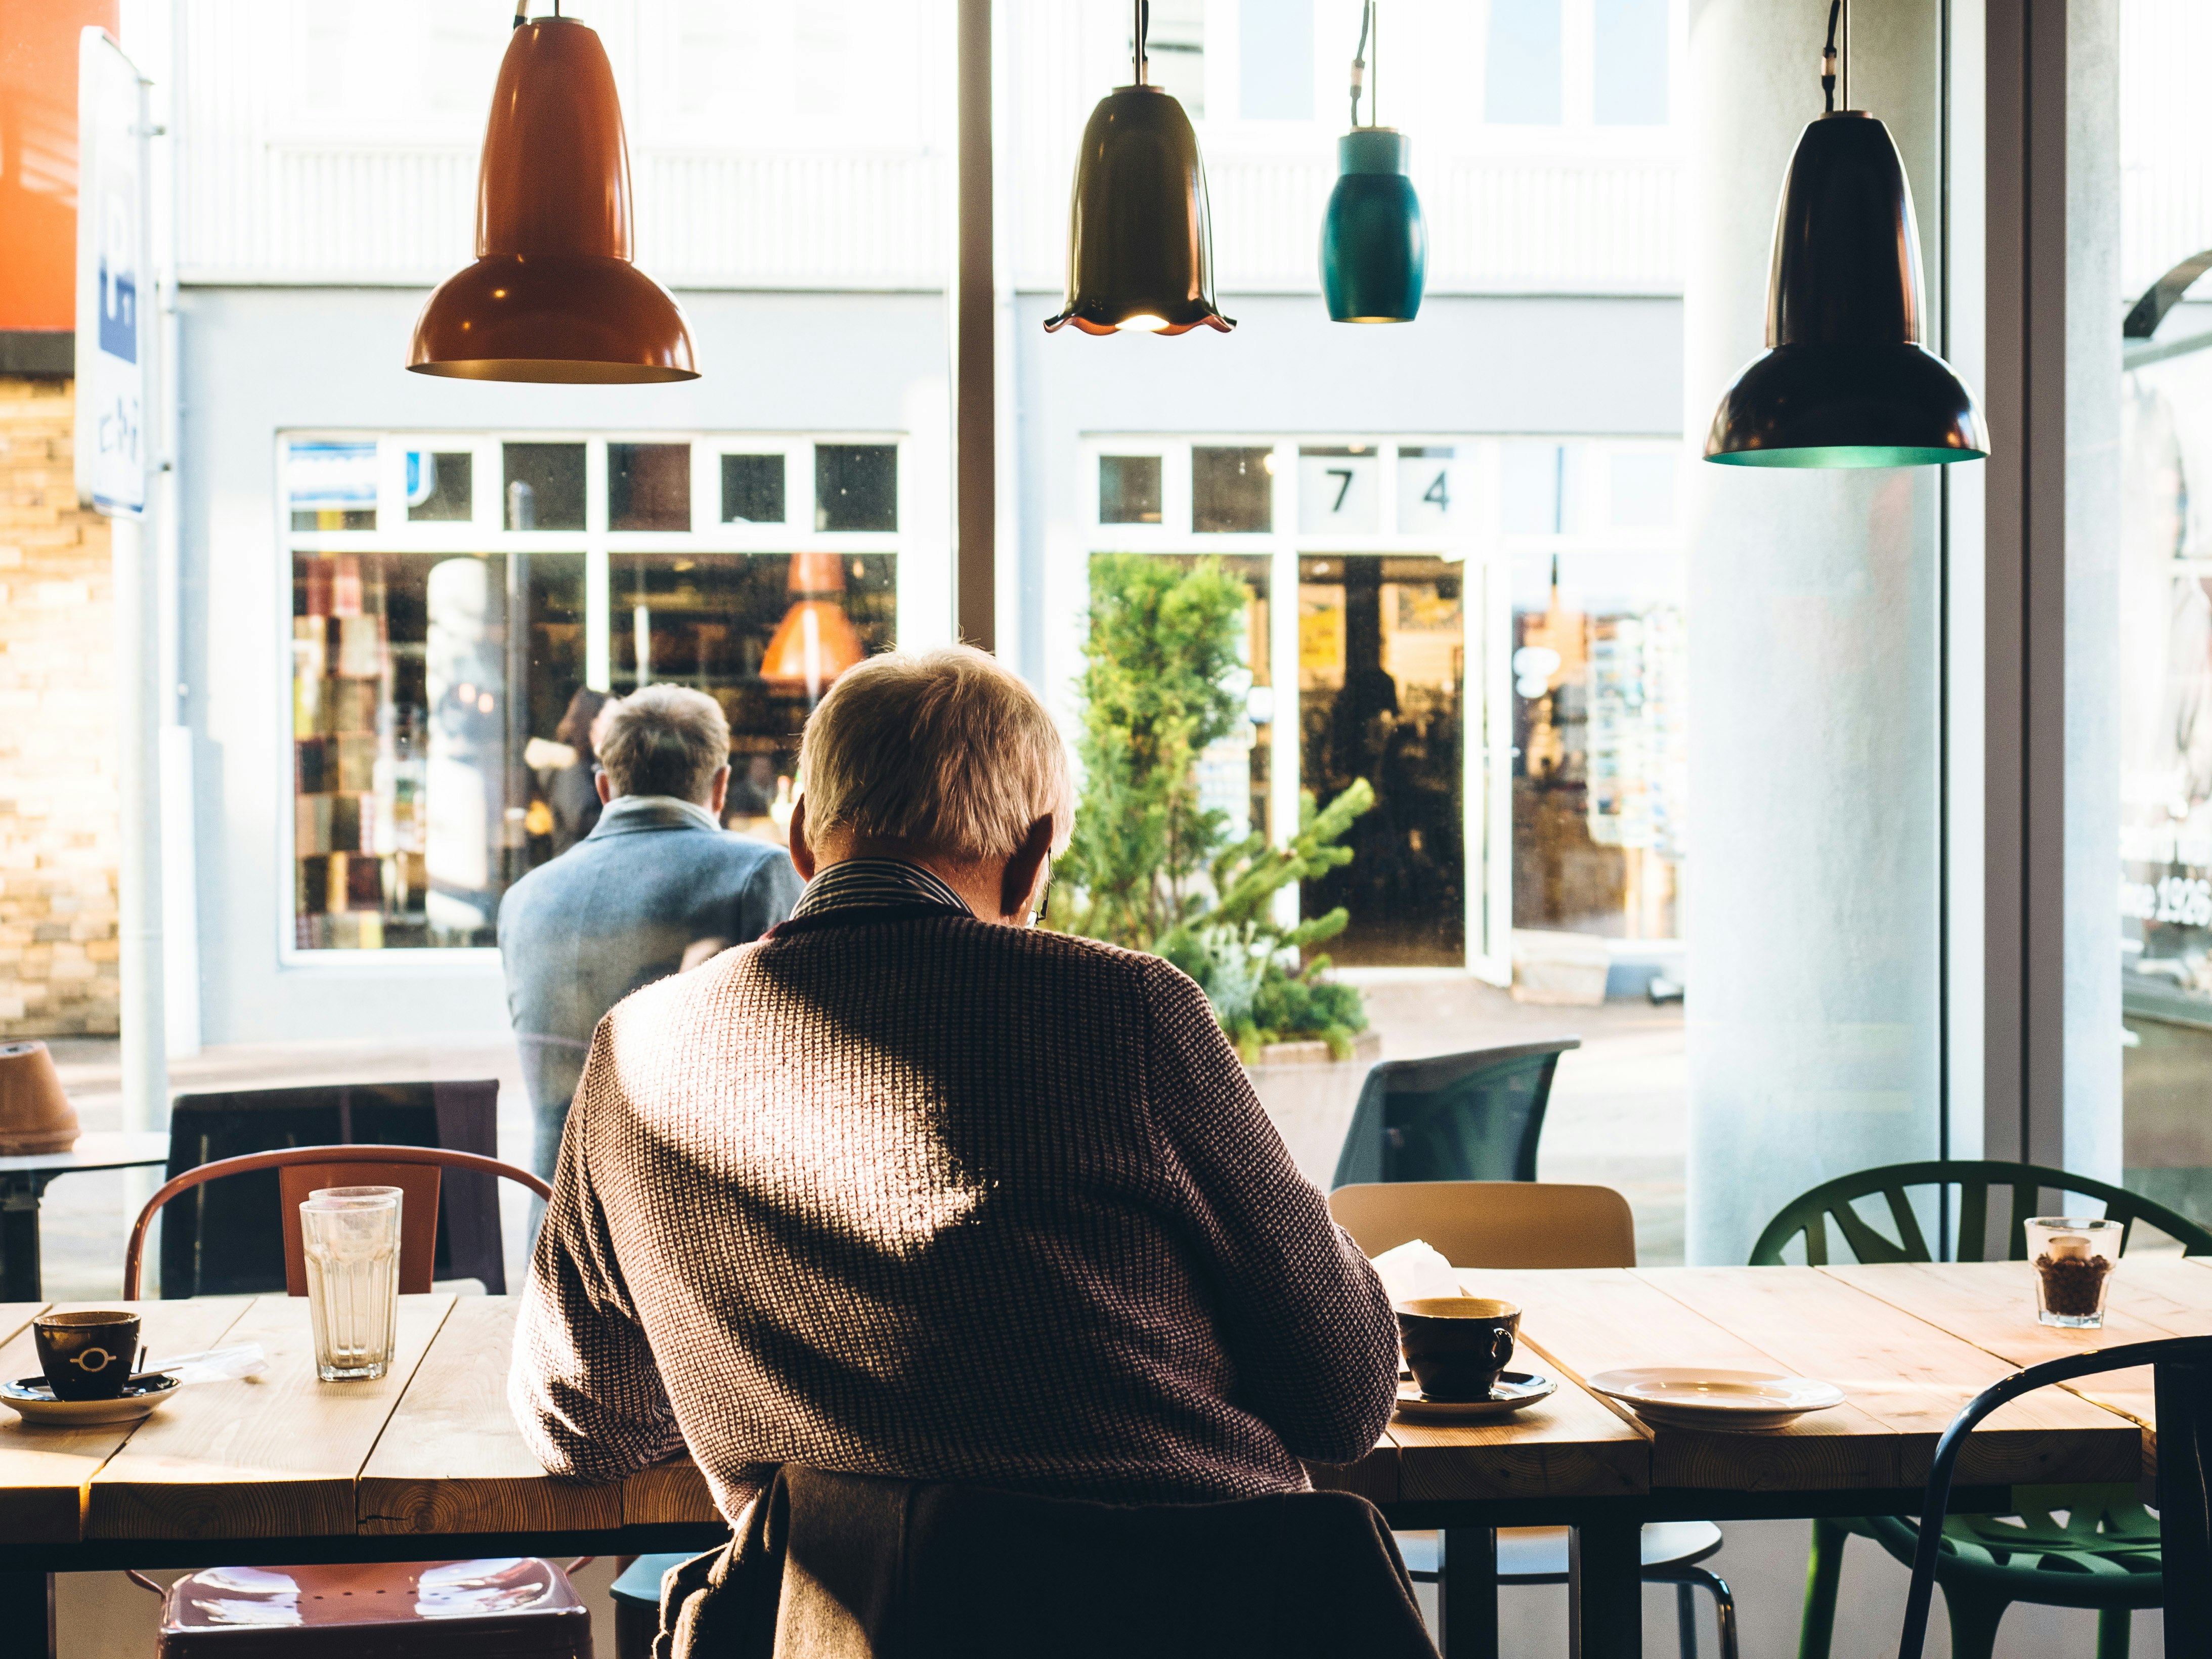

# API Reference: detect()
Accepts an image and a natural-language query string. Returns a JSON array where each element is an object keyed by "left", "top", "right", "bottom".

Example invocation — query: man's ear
[
  {"left": 1000, "top": 815, "right": 1054, "bottom": 923},
  {"left": 789, "top": 796, "right": 816, "bottom": 880},
  {"left": 594, "top": 770, "right": 613, "bottom": 805},
  {"left": 707, "top": 764, "right": 730, "bottom": 818}
]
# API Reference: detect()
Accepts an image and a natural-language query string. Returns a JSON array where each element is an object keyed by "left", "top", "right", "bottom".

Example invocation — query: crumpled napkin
[{"left": 1369, "top": 1238, "right": 1462, "bottom": 1306}]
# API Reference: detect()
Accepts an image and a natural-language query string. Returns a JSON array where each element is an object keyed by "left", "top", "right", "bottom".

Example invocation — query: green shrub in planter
[{"left": 1055, "top": 553, "right": 1373, "bottom": 1059}]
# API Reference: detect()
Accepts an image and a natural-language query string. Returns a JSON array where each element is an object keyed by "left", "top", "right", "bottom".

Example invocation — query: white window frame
[{"left": 275, "top": 427, "right": 915, "bottom": 965}]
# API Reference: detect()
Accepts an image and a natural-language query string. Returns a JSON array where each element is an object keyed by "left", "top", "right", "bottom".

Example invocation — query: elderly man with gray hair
[
  {"left": 497, "top": 683, "right": 803, "bottom": 1188},
  {"left": 510, "top": 647, "right": 1397, "bottom": 1516}
]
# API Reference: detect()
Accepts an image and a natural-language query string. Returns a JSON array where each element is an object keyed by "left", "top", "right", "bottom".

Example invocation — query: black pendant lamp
[
  {"left": 1704, "top": 0, "right": 1985, "bottom": 467},
  {"left": 1320, "top": 2, "right": 1425, "bottom": 323},
  {"left": 1045, "top": 0, "right": 1233, "bottom": 335}
]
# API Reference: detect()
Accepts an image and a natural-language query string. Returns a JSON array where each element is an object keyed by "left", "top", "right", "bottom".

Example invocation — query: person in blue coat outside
[{"left": 499, "top": 683, "right": 802, "bottom": 1189}]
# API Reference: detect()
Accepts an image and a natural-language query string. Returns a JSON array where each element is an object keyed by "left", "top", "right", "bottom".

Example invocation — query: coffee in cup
[
  {"left": 33, "top": 1309, "right": 141, "bottom": 1401},
  {"left": 1395, "top": 1297, "right": 1520, "bottom": 1402}
]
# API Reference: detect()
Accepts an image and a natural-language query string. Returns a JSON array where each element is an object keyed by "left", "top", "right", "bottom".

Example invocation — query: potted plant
[{"left": 1053, "top": 555, "right": 1380, "bottom": 1182}]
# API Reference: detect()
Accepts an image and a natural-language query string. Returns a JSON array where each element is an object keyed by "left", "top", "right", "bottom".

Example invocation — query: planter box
[
  {"left": 1241, "top": 1029, "right": 1383, "bottom": 1188},
  {"left": 1510, "top": 928, "right": 1611, "bottom": 1007}
]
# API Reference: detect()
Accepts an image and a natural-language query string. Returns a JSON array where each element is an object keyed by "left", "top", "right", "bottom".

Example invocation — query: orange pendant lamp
[
  {"left": 409, "top": 6, "right": 698, "bottom": 383},
  {"left": 760, "top": 553, "right": 866, "bottom": 705}
]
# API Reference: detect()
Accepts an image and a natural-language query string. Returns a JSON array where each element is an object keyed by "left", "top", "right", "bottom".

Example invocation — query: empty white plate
[{"left": 1585, "top": 1367, "right": 1845, "bottom": 1433}]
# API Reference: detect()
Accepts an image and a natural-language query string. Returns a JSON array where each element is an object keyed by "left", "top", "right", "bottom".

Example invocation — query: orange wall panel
[{"left": 1, "top": 2, "right": 122, "bottom": 333}]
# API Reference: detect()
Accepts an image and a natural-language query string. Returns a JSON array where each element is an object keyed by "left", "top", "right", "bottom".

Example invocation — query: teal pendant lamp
[
  {"left": 1704, "top": 0, "right": 1987, "bottom": 467},
  {"left": 1321, "top": 2, "right": 1424, "bottom": 323}
]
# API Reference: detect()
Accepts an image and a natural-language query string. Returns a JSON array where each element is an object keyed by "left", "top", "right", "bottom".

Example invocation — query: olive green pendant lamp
[
  {"left": 1320, "top": 2, "right": 1424, "bottom": 324},
  {"left": 1045, "top": 0, "right": 1233, "bottom": 335},
  {"left": 409, "top": 2, "right": 698, "bottom": 383},
  {"left": 1704, "top": 0, "right": 1985, "bottom": 467}
]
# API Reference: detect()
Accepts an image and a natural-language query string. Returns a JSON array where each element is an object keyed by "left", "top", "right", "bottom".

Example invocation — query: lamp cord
[
  {"left": 1350, "top": 2, "right": 1375, "bottom": 127},
  {"left": 1821, "top": 0, "right": 1842, "bottom": 112},
  {"left": 1134, "top": 0, "right": 1148, "bottom": 85}
]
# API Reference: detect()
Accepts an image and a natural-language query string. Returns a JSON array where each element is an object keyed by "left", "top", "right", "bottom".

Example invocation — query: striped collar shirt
[{"left": 791, "top": 857, "right": 973, "bottom": 921}]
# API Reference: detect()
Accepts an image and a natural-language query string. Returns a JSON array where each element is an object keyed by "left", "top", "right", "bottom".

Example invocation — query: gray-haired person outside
[
  {"left": 497, "top": 683, "right": 803, "bottom": 1187},
  {"left": 509, "top": 646, "right": 1397, "bottom": 1518}
]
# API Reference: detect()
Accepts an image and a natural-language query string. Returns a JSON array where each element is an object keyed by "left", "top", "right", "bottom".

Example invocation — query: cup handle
[{"left": 1491, "top": 1328, "right": 1516, "bottom": 1372}]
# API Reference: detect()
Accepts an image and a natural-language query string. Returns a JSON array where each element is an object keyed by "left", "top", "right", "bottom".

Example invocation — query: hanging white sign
[{"left": 74, "top": 28, "right": 150, "bottom": 518}]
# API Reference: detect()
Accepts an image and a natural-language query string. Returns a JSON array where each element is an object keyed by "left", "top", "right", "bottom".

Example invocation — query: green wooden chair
[{"left": 1750, "top": 1160, "right": 2212, "bottom": 1659}]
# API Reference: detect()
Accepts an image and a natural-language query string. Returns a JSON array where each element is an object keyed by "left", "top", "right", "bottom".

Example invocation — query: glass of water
[{"left": 300, "top": 1186, "right": 402, "bottom": 1381}]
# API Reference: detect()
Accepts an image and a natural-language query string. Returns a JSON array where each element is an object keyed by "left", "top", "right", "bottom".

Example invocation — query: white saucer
[
  {"left": 0, "top": 1373, "right": 179, "bottom": 1426},
  {"left": 1393, "top": 1371, "right": 1558, "bottom": 1422},
  {"left": 1585, "top": 1367, "right": 1844, "bottom": 1433}
]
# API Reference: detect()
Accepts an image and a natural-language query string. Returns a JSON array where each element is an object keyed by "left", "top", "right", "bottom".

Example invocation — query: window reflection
[
  {"left": 1298, "top": 556, "right": 1464, "bottom": 966},
  {"left": 502, "top": 443, "right": 587, "bottom": 531},
  {"left": 814, "top": 445, "right": 898, "bottom": 532},
  {"left": 1193, "top": 446, "right": 1273, "bottom": 534},
  {"left": 612, "top": 553, "right": 897, "bottom": 836},
  {"left": 292, "top": 550, "right": 585, "bottom": 949},
  {"left": 608, "top": 443, "right": 691, "bottom": 532},
  {"left": 1100, "top": 455, "right": 1162, "bottom": 524},
  {"left": 406, "top": 451, "right": 473, "bottom": 522},
  {"left": 721, "top": 454, "right": 787, "bottom": 525}
]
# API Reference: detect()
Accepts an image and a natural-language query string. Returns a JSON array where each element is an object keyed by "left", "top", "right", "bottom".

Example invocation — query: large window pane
[
  {"left": 1593, "top": 0, "right": 1669, "bottom": 126},
  {"left": 291, "top": 549, "right": 584, "bottom": 949},
  {"left": 612, "top": 552, "right": 897, "bottom": 834},
  {"left": 1298, "top": 556, "right": 1465, "bottom": 965}
]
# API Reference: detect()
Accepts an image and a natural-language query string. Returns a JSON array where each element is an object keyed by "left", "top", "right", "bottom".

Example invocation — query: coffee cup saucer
[
  {"left": 0, "top": 1373, "right": 178, "bottom": 1426},
  {"left": 1393, "top": 1370, "right": 1557, "bottom": 1422}
]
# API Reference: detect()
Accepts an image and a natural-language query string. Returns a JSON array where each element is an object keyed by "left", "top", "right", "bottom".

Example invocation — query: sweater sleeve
[
  {"left": 1137, "top": 955, "right": 1400, "bottom": 1465},
  {"left": 508, "top": 1027, "right": 689, "bottom": 1482}
]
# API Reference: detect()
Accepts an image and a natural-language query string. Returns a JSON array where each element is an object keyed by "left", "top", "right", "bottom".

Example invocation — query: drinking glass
[
  {"left": 2025, "top": 1216, "right": 2123, "bottom": 1329},
  {"left": 300, "top": 1186, "right": 402, "bottom": 1380}
]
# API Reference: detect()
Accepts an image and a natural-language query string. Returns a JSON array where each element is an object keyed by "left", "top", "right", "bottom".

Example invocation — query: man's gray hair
[
  {"left": 595, "top": 684, "right": 730, "bottom": 803},
  {"left": 798, "top": 647, "right": 1073, "bottom": 863}
]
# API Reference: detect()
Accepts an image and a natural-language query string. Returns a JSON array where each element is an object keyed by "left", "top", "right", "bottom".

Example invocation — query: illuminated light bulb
[{"left": 1115, "top": 314, "right": 1170, "bottom": 333}]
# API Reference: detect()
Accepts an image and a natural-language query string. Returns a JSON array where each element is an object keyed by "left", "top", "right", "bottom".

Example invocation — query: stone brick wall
[{"left": 0, "top": 376, "right": 119, "bottom": 1035}]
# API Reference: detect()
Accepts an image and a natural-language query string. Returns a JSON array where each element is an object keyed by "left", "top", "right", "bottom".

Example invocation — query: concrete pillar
[{"left": 1683, "top": 0, "right": 1951, "bottom": 1265}]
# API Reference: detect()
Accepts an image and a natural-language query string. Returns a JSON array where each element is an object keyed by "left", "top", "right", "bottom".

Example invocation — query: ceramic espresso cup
[
  {"left": 1395, "top": 1297, "right": 1521, "bottom": 1402},
  {"left": 33, "top": 1309, "right": 140, "bottom": 1401}
]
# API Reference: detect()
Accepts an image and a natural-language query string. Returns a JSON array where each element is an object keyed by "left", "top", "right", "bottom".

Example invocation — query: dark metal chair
[
  {"left": 1329, "top": 1038, "right": 1580, "bottom": 1190},
  {"left": 161, "top": 1080, "right": 510, "bottom": 1294},
  {"left": 1895, "top": 1336, "right": 2212, "bottom": 1659},
  {"left": 1755, "top": 1161, "right": 2212, "bottom": 1659}
]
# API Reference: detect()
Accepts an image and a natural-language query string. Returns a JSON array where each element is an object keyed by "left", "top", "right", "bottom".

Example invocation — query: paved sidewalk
[{"left": 34, "top": 980, "right": 1686, "bottom": 1300}]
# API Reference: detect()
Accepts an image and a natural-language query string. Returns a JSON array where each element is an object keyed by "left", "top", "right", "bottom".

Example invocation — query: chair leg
[
  {"left": 1797, "top": 1515, "right": 1848, "bottom": 1659},
  {"left": 1941, "top": 1586, "right": 2010, "bottom": 1659},
  {"left": 1663, "top": 1565, "right": 1737, "bottom": 1659},
  {"left": 1676, "top": 1582, "right": 1699, "bottom": 1659},
  {"left": 2095, "top": 1604, "right": 2133, "bottom": 1659}
]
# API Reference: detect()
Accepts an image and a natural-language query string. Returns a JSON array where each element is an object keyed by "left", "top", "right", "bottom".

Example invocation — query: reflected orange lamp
[
  {"left": 760, "top": 553, "right": 865, "bottom": 705},
  {"left": 408, "top": 7, "right": 698, "bottom": 383}
]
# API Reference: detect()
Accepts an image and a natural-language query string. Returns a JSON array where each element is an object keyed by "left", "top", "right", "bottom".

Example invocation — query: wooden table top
[
  {"left": 1318, "top": 1259, "right": 2212, "bottom": 1506},
  {"left": 4, "top": 1259, "right": 2206, "bottom": 1547}
]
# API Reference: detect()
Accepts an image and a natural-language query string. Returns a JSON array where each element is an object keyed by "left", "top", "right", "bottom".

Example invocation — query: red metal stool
[{"left": 123, "top": 1147, "right": 585, "bottom": 1657}]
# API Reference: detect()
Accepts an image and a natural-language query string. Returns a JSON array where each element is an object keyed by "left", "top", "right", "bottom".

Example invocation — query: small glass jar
[{"left": 2025, "top": 1216, "right": 2123, "bottom": 1329}]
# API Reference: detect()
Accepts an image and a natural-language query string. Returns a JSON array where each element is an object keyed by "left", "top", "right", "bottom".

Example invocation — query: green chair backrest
[{"left": 1748, "top": 1159, "right": 2212, "bottom": 1266}]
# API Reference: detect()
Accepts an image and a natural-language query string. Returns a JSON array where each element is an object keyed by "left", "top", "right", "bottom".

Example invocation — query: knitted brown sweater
[{"left": 509, "top": 905, "right": 1399, "bottom": 1514}]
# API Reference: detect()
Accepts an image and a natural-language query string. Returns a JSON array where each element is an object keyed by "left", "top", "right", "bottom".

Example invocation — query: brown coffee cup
[
  {"left": 34, "top": 1310, "right": 141, "bottom": 1401},
  {"left": 1396, "top": 1297, "right": 1520, "bottom": 1402}
]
